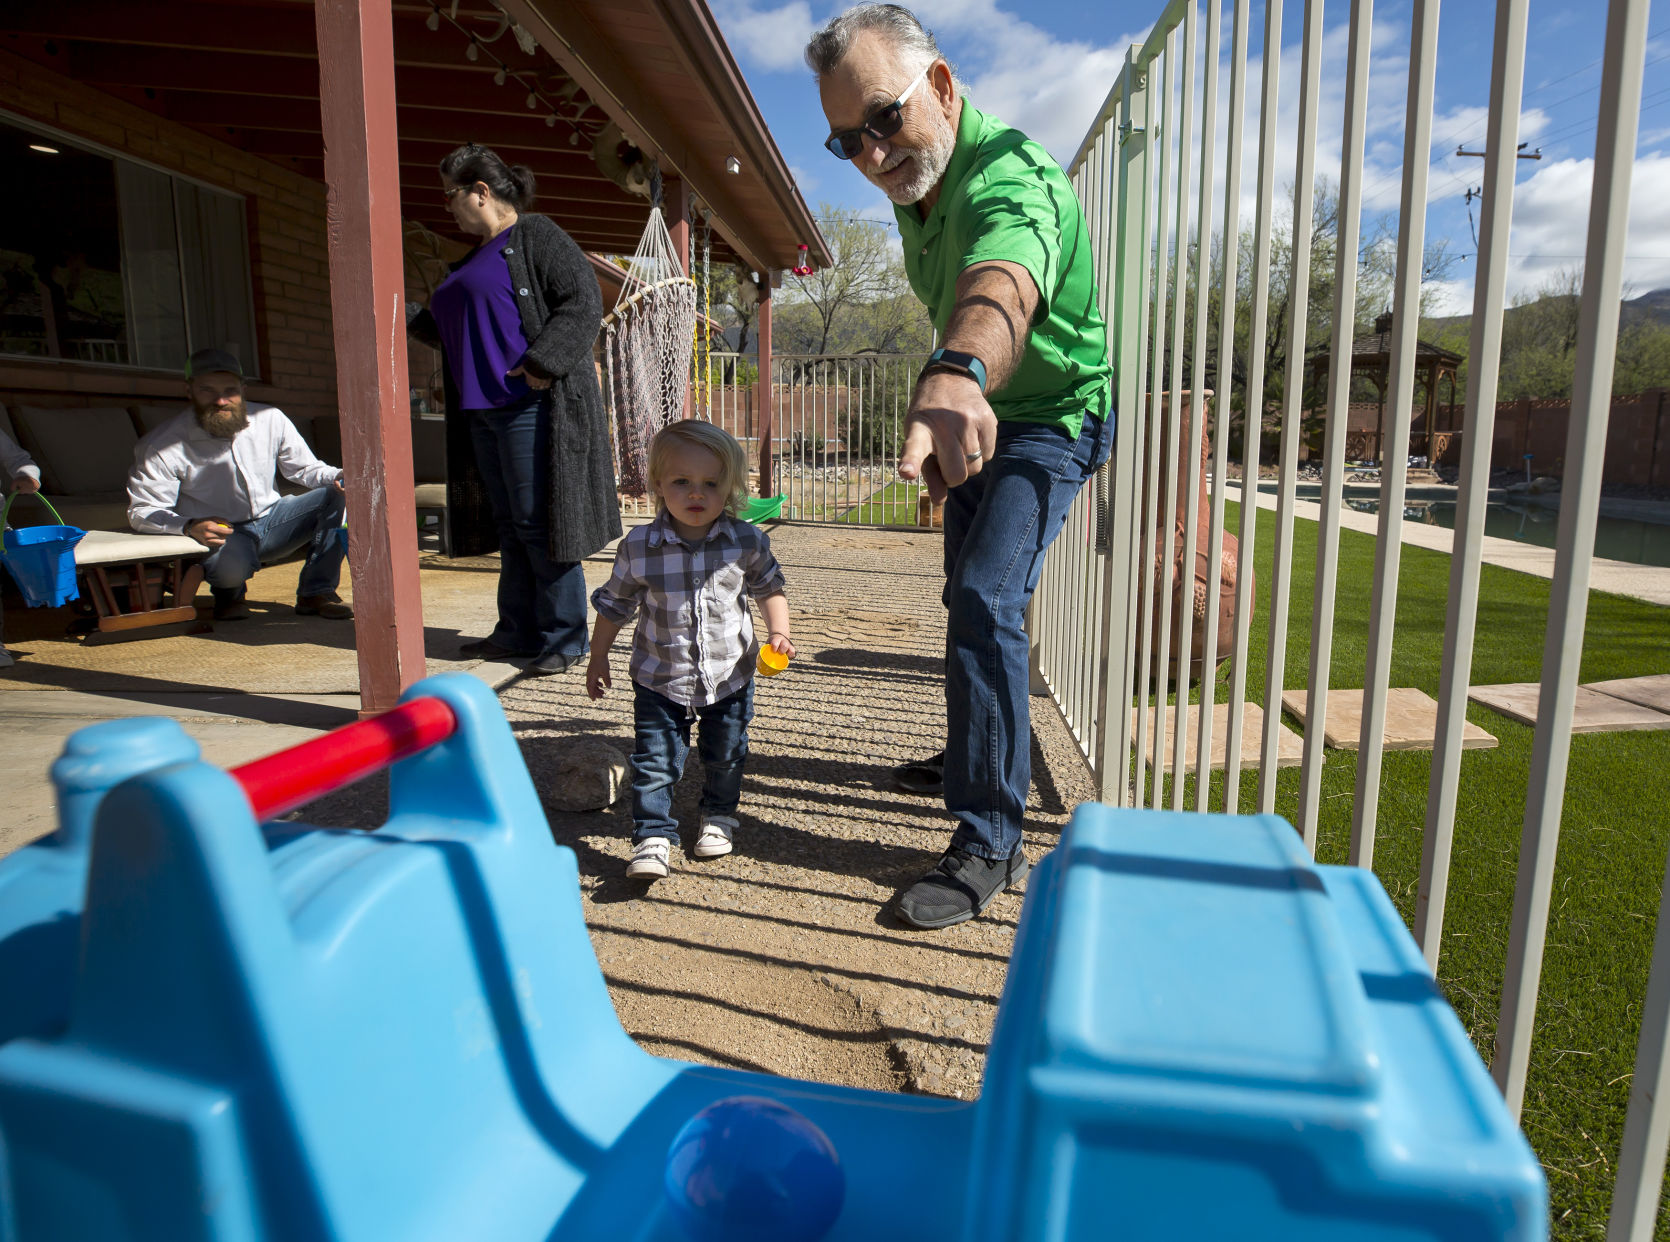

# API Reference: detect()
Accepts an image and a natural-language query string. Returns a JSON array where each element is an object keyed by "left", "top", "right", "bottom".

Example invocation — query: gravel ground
[{"left": 306, "top": 523, "right": 1100, "bottom": 1100}]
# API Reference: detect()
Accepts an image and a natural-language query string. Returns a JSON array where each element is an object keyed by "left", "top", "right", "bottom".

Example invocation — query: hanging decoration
[
  {"left": 420, "top": 1, "right": 595, "bottom": 148},
  {"left": 791, "top": 244, "right": 814, "bottom": 277}
]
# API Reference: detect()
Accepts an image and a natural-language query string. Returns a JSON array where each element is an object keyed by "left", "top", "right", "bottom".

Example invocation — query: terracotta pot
[{"left": 1136, "top": 390, "right": 1253, "bottom": 683}]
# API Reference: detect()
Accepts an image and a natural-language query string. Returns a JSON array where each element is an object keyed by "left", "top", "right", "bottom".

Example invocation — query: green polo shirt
[{"left": 895, "top": 101, "right": 1112, "bottom": 438}]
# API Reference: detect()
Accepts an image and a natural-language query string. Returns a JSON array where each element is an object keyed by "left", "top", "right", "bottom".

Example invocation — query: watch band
[{"left": 922, "top": 348, "right": 988, "bottom": 394}]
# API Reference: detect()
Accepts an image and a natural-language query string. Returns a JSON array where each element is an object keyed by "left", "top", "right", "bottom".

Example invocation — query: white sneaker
[
  {"left": 627, "top": 836, "right": 671, "bottom": 879},
  {"left": 692, "top": 815, "right": 737, "bottom": 859},
  {"left": 0, "top": 646, "right": 14, "bottom": 669}
]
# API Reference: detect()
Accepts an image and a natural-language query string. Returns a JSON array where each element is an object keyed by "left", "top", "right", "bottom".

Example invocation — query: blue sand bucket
[{"left": 1, "top": 492, "right": 85, "bottom": 608}]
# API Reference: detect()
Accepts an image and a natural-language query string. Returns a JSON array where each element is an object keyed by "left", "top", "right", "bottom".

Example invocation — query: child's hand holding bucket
[{"left": 756, "top": 632, "right": 795, "bottom": 677}]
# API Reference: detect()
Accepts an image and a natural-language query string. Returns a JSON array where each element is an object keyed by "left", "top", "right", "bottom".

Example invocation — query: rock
[{"left": 543, "top": 736, "right": 629, "bottom": 811}]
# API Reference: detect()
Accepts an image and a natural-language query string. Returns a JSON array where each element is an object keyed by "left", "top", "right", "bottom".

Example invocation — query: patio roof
[{"left": 0, "top": 0, "right": 830, "bottom": 276}]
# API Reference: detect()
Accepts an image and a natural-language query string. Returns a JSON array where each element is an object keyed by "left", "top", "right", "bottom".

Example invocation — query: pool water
[{"left": 1343, "top": 498, "right": 1670, "bottom": 567}]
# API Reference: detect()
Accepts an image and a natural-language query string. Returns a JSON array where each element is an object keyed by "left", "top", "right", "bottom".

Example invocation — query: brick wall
[{"left": 0, "top": 49, "right": 338, "bottom": 425}]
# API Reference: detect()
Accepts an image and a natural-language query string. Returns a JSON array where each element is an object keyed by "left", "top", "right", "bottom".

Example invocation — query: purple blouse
[{"left": 428, "top": 240, "right": 531, "bottom": 409}]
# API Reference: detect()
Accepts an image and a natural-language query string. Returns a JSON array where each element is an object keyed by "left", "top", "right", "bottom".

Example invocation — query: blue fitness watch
[{"left": 921, "top": 348, "right": 988, "bottom": 394}]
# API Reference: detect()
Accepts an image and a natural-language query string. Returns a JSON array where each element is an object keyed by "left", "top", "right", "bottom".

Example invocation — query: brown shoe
[{"left": 296, "top": 593, "right": 353, "bottom": 620}]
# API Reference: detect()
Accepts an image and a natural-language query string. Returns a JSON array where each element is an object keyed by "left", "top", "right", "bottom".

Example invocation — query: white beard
[{"left": 870, "top": 119, "right": 957, "bottom": 206}]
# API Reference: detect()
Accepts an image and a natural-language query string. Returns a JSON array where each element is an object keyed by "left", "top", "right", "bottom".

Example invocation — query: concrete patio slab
[
  {"left": 1467, "top": 682, "right": 1670, "bottom": 733},
  {"left": 1130, "top": 702, "right": 1302, "bottom": 769},
  {"left": 1279, "top": 686, "right": 1498, "bottom": 751},
  {"left": 1585, "top": 674, "right": 1670, "bottom": 714}
]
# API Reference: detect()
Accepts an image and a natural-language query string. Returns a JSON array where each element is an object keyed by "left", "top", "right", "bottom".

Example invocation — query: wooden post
[
  {"left": 664, "top": 177, "right": 693, "bottom": 421},
  {"left": 315, "top": 0, "right": 425, "bottom": 713},
  {"left": 755, "top": 280, "right": 774, "bottom": 498}
]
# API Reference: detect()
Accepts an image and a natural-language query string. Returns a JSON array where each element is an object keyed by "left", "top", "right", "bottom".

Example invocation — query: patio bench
[{"left": 72, "top": 529, "right": 209, "bottom": 642}]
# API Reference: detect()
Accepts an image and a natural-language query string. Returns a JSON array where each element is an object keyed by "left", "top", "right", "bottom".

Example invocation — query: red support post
[
  {"left": 755, "top": 280, "right": 774, "bottom": 498},
  {"left": 664, "top": 177, "right": 694, "bottom": 421},
  {"left": 315, "top": 0, "right": 426, "bottom": 713}
]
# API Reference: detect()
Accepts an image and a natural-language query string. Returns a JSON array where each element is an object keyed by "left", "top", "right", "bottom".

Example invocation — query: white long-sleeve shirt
[
  {"left": 1, "top": 429, "right": 40, "bottom": 488},
  {"left": 128, "top": 405, "right": 342, "bottom": 536}
]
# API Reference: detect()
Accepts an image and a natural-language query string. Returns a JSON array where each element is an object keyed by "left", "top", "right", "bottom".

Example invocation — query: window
[{"left": 0, "top": 116, "right": 258, "bottom": 375}]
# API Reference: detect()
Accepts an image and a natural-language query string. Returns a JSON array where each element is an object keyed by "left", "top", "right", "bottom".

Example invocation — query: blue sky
[{"left": 709, "top": 0, "right": 1670, "bottom": 313}]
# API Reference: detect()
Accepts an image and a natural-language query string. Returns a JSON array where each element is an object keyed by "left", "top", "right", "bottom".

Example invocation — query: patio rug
[{"left": 0, "top": 553, "right": 580, "bottom": 696}]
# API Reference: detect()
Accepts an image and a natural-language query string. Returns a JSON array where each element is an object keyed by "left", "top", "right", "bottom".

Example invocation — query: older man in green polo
[{"left": 806, "top": 3, "right": 1114, "bottom": 929}]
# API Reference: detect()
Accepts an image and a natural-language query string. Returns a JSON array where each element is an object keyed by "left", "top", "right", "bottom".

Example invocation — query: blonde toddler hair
[{"left": 647, "top": 419, "right": 750, "bottom": 517}]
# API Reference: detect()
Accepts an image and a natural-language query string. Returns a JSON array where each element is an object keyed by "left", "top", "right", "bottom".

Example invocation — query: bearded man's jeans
[
  {"left": 941, "top": 413, "right": 1114, "bottom": 861},
  {"left": 202, "top": 486, "right": 346, "bottom": 599}
]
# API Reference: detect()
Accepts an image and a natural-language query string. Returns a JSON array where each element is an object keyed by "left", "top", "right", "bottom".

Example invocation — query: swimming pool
[{"left": 1343, "top": 497, "right": 1670, "bottom": 567}]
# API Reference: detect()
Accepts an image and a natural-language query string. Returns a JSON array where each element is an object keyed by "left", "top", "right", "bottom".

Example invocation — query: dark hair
[
  {"left": 438, "top": 143, "right": 537, "bottom": 211},
  {"left": 804, "top": 4, "right": 960, "bottom": 89}
]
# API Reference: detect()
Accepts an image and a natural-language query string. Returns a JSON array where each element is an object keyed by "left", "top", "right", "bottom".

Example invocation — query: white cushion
[
  {"left": 74, "top": 528, "right": 206, "bottom": 566},
  {"left": 13, "top": 405, "right": 139, "bottom": 497}
]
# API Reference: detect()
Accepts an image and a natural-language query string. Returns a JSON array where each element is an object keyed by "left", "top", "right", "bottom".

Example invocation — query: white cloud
[
  {"left": 709, "top": 0, "right": 819, "bottom": 73},
  {"left": 1505, "top": 153, "right": 1670, "bottom": 300}
]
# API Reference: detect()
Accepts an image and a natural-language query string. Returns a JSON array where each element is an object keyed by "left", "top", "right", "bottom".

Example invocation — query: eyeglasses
[
  {"left": 442, "top": 185, "right": 468, "bottom": 202},
  {"left": 823, "top": 65, "right": 931, "bottom": 160}
]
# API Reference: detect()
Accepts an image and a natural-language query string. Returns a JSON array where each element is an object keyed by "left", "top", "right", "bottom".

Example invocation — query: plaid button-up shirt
[{"left": 592, "top": 511, "right": 787, "bottom": 708}]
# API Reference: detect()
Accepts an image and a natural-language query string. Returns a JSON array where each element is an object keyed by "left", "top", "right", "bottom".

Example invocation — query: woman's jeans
[
  {"left": 468, "top": 394, "right": 588, "bottom": 659},
  {"left": 941, "top": 413, "right": 1114, "bottom": 862},
  {"left": 630, "top": 681, "right": 753, "bottom": 845}
]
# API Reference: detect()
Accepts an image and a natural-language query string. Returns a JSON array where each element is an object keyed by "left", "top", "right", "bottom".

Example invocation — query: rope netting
[{"left": 601, "top": 206, "right": 697, "bottom": 496}]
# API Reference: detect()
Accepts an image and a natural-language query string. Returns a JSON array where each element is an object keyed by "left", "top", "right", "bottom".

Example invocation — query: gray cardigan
[{"left": 408, "top": 214, "right": 622, "bottom": 562}]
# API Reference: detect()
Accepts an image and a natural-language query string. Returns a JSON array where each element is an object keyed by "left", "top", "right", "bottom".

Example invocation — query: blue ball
[{"left": 664, "top": 1095, "right": 845, "bottom": 1242}]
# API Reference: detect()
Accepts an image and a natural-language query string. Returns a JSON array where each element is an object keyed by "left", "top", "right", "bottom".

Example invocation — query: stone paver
[
  {"left": 1586, "top": 674, "right": 1670, "bottom": 715},
  {"left": 1130, "top": 702, "right": 1302, "bottom": 769},
  {"left": 1467, "top": 682, "right": 1670, "bottom": 733},
  {"left": 1280, "top": 686, "right": 1497, "bottom": 751}
]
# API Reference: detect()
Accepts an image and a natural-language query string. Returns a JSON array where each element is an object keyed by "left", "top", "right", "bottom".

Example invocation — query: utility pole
[{"left": 1457, "top": 144, "right": 1542, "bottom": 247}]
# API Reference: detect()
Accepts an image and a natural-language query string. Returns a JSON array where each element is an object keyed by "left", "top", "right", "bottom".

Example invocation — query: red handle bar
[{"left": 230, "top": 697, "right": 458, "bottom": 821}]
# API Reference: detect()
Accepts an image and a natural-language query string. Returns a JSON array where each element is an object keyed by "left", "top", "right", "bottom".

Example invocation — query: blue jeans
[
  {"left": 942, "top": 413, "right": 1114, "bottom": 861},
  {"left": 630, "top": 681, "right": 754, "bottom": 845},
  {"left": 203, "top": 486, "right": 346, "bottom": 599},
  {"left": 468, "top": 394, "right": 588, "bottom": 659}
]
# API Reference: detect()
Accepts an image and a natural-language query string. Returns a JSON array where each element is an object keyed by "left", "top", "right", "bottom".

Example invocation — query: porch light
[
  {"left": 526, "top": 91, "right": 538, "bottom": 109},
  {"left": 725, "top": 155, "right": 741, "bottom": 175}
]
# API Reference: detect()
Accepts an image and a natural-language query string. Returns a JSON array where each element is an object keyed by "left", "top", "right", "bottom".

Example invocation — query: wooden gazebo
[{"left": 1308, "top": 312, "right": 1462, "bottom": 465}]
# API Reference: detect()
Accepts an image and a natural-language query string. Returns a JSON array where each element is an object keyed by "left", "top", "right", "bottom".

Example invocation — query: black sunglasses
[{"left": 824, "top": 65, "right": 931, "bottom": 160}]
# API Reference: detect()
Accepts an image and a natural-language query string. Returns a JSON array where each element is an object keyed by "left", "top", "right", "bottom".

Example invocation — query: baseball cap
[{"left": 186, "top": 348, "right": 244, "bottom": 379}]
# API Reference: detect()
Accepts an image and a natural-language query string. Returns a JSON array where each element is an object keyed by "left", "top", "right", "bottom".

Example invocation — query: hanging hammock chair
[{"left": 601, "top": 206, "right": 698, "bottom": 496}]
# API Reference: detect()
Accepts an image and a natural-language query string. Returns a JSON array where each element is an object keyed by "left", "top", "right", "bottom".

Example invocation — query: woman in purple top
[{"left": 407, "top": 144, "right": 621, "bottom": 674}]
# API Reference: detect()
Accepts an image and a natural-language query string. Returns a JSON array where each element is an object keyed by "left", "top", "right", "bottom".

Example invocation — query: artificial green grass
[
  {"left": 1157, "top": 501, "right": 1670, "bottom": 1238},
  {"left": 836, "top": 479, "right": 926, "bottom": 525}
]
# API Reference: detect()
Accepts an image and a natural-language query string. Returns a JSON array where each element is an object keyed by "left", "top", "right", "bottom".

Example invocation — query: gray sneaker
[{"left": 895, "top": 846, "right": 1030, "bottom": 929}]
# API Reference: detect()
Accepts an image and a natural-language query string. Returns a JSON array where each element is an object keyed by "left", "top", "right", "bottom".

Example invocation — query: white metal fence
[
  {"left": 616, "top": 352, "right": 933, "bottom": 525},
  {"left": 766, "top": 353, "right": 931, "bottom": 524},
  {"left": 1032, "top": 0, "right": 1665, "bottom": 1235}
]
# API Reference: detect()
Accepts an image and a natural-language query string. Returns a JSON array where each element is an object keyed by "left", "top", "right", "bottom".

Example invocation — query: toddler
[
  {"left": 0, "top": 428, "right": 43, "bottom": 669},
  {"left": 587, "top": 420, "right": 794, "bottom": 879}
]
